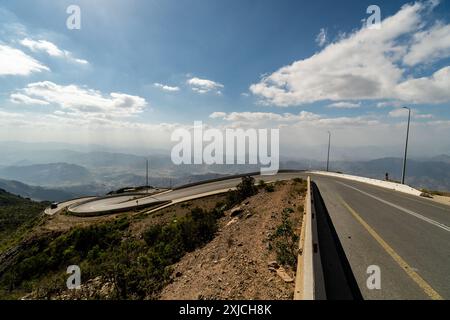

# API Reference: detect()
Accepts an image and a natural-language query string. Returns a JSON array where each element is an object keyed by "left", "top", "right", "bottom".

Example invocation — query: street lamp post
[
  {"left": 401, "top": 107, "right": 411, "bottom": 185},
  {"left": 327, "top": 131, "right": 331, "bottom": 172}
]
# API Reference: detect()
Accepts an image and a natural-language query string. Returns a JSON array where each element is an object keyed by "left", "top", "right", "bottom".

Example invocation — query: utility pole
[
  {"left": 401, "top": 107, "right": 411, "bottom": 185},
  {"left": 326, "top": 131, "right": 331, "bottom": 172}
]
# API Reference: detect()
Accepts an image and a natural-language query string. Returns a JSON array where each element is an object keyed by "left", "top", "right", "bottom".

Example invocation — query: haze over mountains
[{"left": 0, "top": 141, "right": 449, "bottom": 201}]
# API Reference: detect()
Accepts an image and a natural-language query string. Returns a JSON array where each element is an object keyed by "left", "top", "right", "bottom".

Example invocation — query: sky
[{"left": 0, "top": 0, "right": 449, "bottom": 160}]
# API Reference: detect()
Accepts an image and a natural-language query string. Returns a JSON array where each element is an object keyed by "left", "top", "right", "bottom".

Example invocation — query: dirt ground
[
  {"left": 431, "top": 195, "right": 450, "bottom": 207},
  {"left": 160, "top": 180, "right": 306, "bottom": 300},
  {"left": 129, "top": 194, "right": 228, "bottom": 237},
  {"left": 21, "top": 179, "right": 306, "bottom": 300}
]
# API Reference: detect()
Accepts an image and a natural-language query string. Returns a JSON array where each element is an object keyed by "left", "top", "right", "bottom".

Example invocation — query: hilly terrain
[
  {"left": 0, "top": 163, "right": 92, "bottom": 187},
  {"left": 0, "top": 179, "right": 75, "bottom": 202},
  {"left": 0, "top": 189, "right": 48, "bottom": 252}
]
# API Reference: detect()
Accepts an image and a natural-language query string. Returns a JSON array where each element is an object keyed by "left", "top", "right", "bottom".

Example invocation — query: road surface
[
  {"left": 310, "top": 173, "right": 450, "bottom": 300},
  {"left": 61, "top": 171, "right": 449, "bottom": 299}
]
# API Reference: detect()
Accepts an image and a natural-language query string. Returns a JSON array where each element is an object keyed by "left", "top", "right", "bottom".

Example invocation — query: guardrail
[
  {"left": 310, "top": 171, "right": 422, "bottom": 196},
  {"left": 173, "top": 170, "right": 306, "bottom": 190},
  {"left": 67, "top": 200, "right": 171, "bottom": 217},
  {"left": 294, "top": 176, "right": 326, "bottom": 300}
]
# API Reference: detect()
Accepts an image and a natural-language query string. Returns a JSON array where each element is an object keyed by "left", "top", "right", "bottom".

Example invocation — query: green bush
[
  {"left": 0, "top": 217, "right": 129, "bottom": 294},
  {"left": 293, "top": 177, "right": 304, "bottom": 184},
  {"left": 1, "top": 203, "right": 222, "bottom": 300},
  {"left": 225, "top": 176, "right": 257, "bottom": 208},
  {"left": 270, "top": 208, "right": 299, "bottom": 268}
]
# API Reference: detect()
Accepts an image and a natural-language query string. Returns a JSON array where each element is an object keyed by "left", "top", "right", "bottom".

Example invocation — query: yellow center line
[{"left": 339, "top": 198, "right": 443, "bottom": 300}]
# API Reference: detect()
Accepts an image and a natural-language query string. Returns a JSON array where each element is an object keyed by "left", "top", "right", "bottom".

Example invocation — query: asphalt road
[
  {"left": 67, "top": 173, "right": 300, "bottom": 214},
  {"left": 310, "top": 174, "right": 450, "bottom": 300},
  {"left": 64, "top": 171, "right": 450, "bottom": 299}
]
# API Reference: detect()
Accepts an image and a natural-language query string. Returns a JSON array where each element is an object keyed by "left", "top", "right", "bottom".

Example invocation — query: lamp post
[
  {"left": 401, "top": 107, "right": 411, "bottom": 185},
  {"left": 327, "top": 131, "right": 331, "bottom": 172}
]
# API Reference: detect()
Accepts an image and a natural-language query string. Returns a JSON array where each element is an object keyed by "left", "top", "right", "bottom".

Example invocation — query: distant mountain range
[
  {"left": 0, "top": 141, "right": 449, "bottom": 200},
  {"left": 282, "top": 156, "right": 450, "bottom": 191},
  {"left": 0, "top": 163, "right": 92, "bottom": 186},
  {"left": 0, "top": 179, "right": 75, "bottom": 202}
]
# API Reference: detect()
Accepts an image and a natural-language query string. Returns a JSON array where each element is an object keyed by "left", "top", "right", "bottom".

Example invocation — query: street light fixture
[
  {"left": 327, "top": 131, "right": 331, "bottom": 172},
  {"left": 401, "top": 107, "right": 411, "bottom": 185}
]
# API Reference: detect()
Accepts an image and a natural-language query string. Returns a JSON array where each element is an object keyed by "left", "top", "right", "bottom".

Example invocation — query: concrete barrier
[
  {"left": 310, "top": 171, "right": 422, "bottom": 196},
  {"left": 294, "top": 176, "right": 326, "bottom": 300},
  {"left": 173, "top": 170, "right": 306, "bottom": 190}
]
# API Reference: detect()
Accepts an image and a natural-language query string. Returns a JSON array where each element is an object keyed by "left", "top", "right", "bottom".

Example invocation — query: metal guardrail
[{"left": 294, "top": 176, "right": 326, "bottom": 300}]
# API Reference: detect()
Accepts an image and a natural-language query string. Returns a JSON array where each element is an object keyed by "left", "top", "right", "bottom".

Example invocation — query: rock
[
  {"left": 268, "top": 266, "right": 277, "bottom": 272},
  {"left": 230, "top": 206, "right": 244, "bottom": 217},
  {"left": 276, "top": 267, "right": 294, "bottom": 283},
  {"left": 100, "top": 282, "right": 113, "bottom": 297},
  {"left": 226, "top": 217, "right": 239, "bottom": 227},
  {"left": 267, "top": 261, "right": 279, "bottom": 269}
]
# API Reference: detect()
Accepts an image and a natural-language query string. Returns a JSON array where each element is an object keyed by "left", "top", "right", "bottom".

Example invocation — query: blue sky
[{"left": 0, "top": 0, "right": 449, "bottom": 158}]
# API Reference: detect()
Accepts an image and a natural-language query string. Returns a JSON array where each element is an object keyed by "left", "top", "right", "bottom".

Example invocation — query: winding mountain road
[{"left": 50, "top": 171, "right": 450, "bottom": 299}]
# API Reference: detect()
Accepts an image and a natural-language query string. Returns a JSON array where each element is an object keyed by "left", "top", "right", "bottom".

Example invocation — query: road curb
[{"left": 294, "top": 176, "right": 326, "bottom": 300}]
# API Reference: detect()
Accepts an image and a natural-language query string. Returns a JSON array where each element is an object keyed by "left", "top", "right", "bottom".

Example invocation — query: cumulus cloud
[
  {"left": 187, "top": 77, "right": 224, "bottom": 94},
  {"left": 154, "top": 82, "right": 180, "bottom": 92},
  {"left": 250, "top": 1, "right": 450, "bottom": 106},
  {"left": 0, "top": 44, "right": 49, "bottom": 75},
  {"left": 20, "top": 38, "right": 89, "bottom": 65},
  {"left": 395, "top": 66, "right": 450, "bottom": 103},
  {"left": 11, "top": 81, "right": 147, "bottom": 117},
  {"left": 403, "top": 22, "right": 450, "bottom": 66},
  {"left": 10, "top": 93, "right": 50, "bottom": 105},
  {"left": 327, "top": 101, "right": 361, "bottom": 109},
  {"left": 209, "top": 111, "right": 227, "bottom": 119},
  {"left": 209, "top": 110, "right": 378, "bottom": 128}
]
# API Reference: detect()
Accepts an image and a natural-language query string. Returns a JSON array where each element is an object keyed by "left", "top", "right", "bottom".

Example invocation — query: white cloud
[
  {"left": 403, "top": 22, "right": 450, "bottom": 66},
  {"left": 187, "top": 77, "right": 224, "bottom": 94},
  {"left": 20, "top": 38, "right": 63, "bottom": 56},
  {"left": 327, "top": 101, "right": 361, "bottom": 109},
  {"left": 414, "top": 113, "right": 433, "bottom": 119},
  {"left": 0, "top": 109, "right": 183, "bottom": 150},
  {"left": 395, "top": 66, "right": 450, "bottom": 103},
  {"left": 154, "top": 82, "right": 180, "bottom": 92},
  {"left": 209, "top": 111, "right": 227, "bottom": 119},
  {"left": 11, "top": 81, "right": 147, "bottom": 117},
  {"left": 315, "top": 28, "right": 327, "bottom": 47},
  {"left": 376, "top": 101, "right": 404, "bottom": 108},
  {"left": 388, "top": 107, "right": 433, "bottom": 119},
  {"left": 10, "top": 93, "right": 49, "bottom": 105},
  {"left": 250, "top": 1, "right": 450, "bottom": 106},
  {"left": 20, "top": 38, "right": 89, "bottom": 65},
  {"left": 208, "top": 110, "right": 378, "bottom": 128},
  {"left": 388, "top": 108, "right": 410, "bottom": 117},
  {"left": 0, "top": 44, "right": 49, "bottom": 75},
  {"left": 221, "top": 111, "right": 320, "bottom": 123}
]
